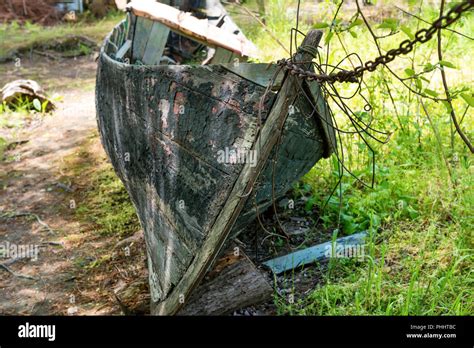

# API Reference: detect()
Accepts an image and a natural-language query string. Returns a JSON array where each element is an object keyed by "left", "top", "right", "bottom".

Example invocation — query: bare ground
[{"left": 0, "top": 56, "right": 149, "bottom": 315}]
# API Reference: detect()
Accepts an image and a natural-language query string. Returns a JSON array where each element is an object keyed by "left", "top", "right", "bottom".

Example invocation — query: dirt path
[{"left": 0, "top": 56, "right": 148, "bottom": 315}]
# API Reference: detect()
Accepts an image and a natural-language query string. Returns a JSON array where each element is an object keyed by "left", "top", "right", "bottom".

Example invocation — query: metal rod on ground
[{"left": 263, "top": 232, "right": 367, "bottom": 274}]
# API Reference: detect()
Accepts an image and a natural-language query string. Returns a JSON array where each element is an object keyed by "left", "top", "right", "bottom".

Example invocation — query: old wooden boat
[{"left": 96, "top": 0, "right": 336, "bottom": 315}]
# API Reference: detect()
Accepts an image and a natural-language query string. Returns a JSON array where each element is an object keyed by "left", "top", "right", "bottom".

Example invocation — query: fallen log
[{"left": 178, "top": 247, "right": 272, "bottom": 316}]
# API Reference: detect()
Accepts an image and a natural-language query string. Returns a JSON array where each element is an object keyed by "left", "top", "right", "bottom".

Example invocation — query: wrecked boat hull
[{"left": 96, "top": 15, "right": 334, "bottom": 314}]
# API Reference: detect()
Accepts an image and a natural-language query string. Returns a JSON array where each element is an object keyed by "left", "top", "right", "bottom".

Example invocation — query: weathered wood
[
  {"left": 117, "top": 14, "right": 130, "bottom": 48},
  {"left": 263, "top": 232, "right": 367, "bottom": 274},
  {"left": 142, "top": 21, "right": 170, "bottom": 65},
  {"left": 115, "top": 39, "right": 131, "bottom": 60},
  {"left": 307, "top": 81, "right": 337, "bottom": 157},
  {"left": 97, "top": 51, "right": 268, "bottom": 309},
  {"left": 209, "top": 47, "right": 236, "bottom": 64},
  {"left": 178, "top": 247, "right": 272, "bottom": 315},
  {"left": 220, "top": 63, "right": 284, "bottom": 89},
  {"left": 97, "top": 21, "right": 333, "bottom": 316},
  {"left": 127, "top": 10, "right": 136, "bottom": 41},
  {"left": 132, "top": 16, "right": 154, "bottom": 62},
  {"left": 151, "top": 30, "right": 324, "bottom": 315},
  {"left": 120, "top": 64, "right": 266, "bottom": 177},
  {"left": 126, "top": 0, "right": 258, "bottom": 58}
]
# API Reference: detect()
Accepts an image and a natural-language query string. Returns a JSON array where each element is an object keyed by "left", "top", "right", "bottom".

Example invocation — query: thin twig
[
  {"left": 419, "top": 98, "right": 454, "bottom": 185},
  {"left": 0, "top": 263, "right": 38, "bottom": 280},
  {"left": 232, "top": 2, "right": 290, "bottom": 55},
  {"left": 22, "top": 0, "right": 27, "bottom": 16},
  {"left": 355, "top": 0, "right": 446, "bottom": 102},
  {"left": 437, "top": 0, "right": 474, "bottom": 153},
  {"left": 0, "top": 211, "right": 55, "bottom": 234},
  {"left": 395, "top": 5, "right": 474, "bottom": 41}
]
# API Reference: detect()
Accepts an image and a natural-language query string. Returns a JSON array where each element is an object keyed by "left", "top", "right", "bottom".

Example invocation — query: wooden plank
[
  {"left": 115, "top": 14, "right": 128, "bottom": 48},
  {"left": 128, "top": 64, "right": 265, "bottom": 176},
  {"left": 132, "top": 16, "right": 154, "bottom": 63},
  {"left": 142, "top": 22, "right": 170, "bottom": 65},
  {"left": 106, "top": 24, "right": 121, "bottom": 55},
  {"left": 115, "top": 39, "right": 131, "bottom": 60},
  {"left": 308, "top": 81, "right": 337, "bottom": 157},
  {"left": 263, "top": 232, "right": 367, "bottom": 274},
  {"left": 220, "top": 63, "right": 284, "bottom": 89},
  {"left": 178, "top": 247, "right": 272, "bottom": 315},
  {"left": 151, "top": 30, "right": 324, "bottom": 315},
  {"left": 210, "top": 47, "right": 235, "bottom": 64},
  {"left": 127, "top": 11, "right": 137, "bottom": 41},
  {"left": 127, "top": 0, "right": 258, "bottom": 58}
]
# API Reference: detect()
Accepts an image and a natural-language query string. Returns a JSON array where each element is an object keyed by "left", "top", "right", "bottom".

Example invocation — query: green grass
[
  {"left": 0, "top": 11, "right": 125, "bottom": 59},
  {"left": 235, "top": 0, "right": 473, "bottom": 315},
  {"left": 0, "top": 96, "right": 52, "bottom": 114},
  {"left": 278, "top": 157, "right": 473, "bottom": 315},
  {"left": 75, "top": 165, "right": 140, "bottom": 237},
  {"left": 61, "top": 135, "right": 140, "bottom": 238},
  {"left": 0, "top": 95, "right": 61, "bottom": 141}
]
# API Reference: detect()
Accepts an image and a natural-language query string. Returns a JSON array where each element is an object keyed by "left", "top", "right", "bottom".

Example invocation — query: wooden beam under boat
[{"left": 179, "top": 246, "right": 272, "bottom": 315}]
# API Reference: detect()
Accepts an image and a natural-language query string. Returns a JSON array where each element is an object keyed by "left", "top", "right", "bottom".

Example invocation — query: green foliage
[
  {"left": 0, "top": 101, "right": 7, "bottom": 113},
  {"left": 235, "top": 0, "right": 473, "bottom": 316},
  {"left": 439, "top": 60, "right": 457, "bottom": 69},
  {"left": 0, "top": 136, "right": 7, "bottom": 161},
  {"left": 378, "top": 18, "right": 399, "bottom": 31},
  {"left": 400, "top": 25, "right": 414, "bottom": 39},
  {"left": 0, "top": 12, "right": 124, "bottom": 59},
  {"left": 460, "top": 93, "right": 474, "bottom": 107},
  {"left": 0, "top": 95, "right": 53, "bottom": 114}
]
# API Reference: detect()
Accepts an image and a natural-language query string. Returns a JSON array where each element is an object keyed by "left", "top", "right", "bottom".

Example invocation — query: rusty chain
[{"left": 278, "top": 0, "right": 473, "bottom": 84}]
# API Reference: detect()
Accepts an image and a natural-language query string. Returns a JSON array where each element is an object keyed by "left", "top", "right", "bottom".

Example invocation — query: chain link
[{"left": 278, "top": 0, "right": 473, "bottom": 84}]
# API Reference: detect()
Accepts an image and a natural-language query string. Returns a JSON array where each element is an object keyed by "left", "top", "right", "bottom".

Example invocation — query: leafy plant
[{"left": 236, "top": 0, "right": 473, "bottom": 316}]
